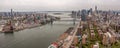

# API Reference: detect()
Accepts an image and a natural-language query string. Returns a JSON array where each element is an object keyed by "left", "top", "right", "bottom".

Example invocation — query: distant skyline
[{"left": 0, "top": 0, "right": 120, "bottom": 11}]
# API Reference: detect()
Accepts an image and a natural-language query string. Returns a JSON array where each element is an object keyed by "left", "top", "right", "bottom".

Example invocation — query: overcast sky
[{"left": 0, "top": 0, "right": 120, "bottom": 11}]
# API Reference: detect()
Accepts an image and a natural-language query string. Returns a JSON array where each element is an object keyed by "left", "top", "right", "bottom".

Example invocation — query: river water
[{"left": 0, "top": 12, "right": 77, "bottom": 48}]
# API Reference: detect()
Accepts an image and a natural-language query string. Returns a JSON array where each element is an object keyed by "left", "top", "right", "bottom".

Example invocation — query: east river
[{"left": 0, "top": 12, "right": 77, "bottom": 48}]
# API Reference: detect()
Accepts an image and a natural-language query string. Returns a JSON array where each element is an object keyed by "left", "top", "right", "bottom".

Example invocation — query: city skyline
[{"left": 0, "top": 0, "right": 120, "bottom": 11}]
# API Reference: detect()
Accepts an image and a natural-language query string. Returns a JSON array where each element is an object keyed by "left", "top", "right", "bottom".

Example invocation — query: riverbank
[
  {"left": 48, "top": 27, "right": 74, "bottom": 48},
  {"left": 0, "top": 20, "right": 54, "bottom": 33},
  {"left": 14, "top": 21, "right": 52, "bottom": 32}
]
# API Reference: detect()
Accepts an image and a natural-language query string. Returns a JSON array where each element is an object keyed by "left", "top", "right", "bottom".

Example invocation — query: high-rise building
[
  {"left": 71, "top": 11, "right": 77, "bottom": 18},
  {"left": 81, "top": 9, "right": 87, "bottom": 21},
  {"left": 89, "top": 8, "right": 93, "bottom": 15},
  {"left": 95, "top": 6, "right": 97, "bottom": 11},
  {"left": 77, "top": 10, "right": 81, "bottom": 16},
  {"left": 95, "top": 6, "right": 98, "bottom": 14},
  {"left": 11, "top": 9, "right": 13, "bottom": 17}
]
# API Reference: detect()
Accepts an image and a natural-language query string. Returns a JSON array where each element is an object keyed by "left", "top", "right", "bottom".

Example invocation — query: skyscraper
[
  {"left": 81, "top": 9, "right": 87, "bottom": 21},
  {"left": 95, "top": 6, "right": 98, "bottom": 14},
  {"left": 88, "top": 8, "right": 93, "bottom": 15},
  {"left": 11, "top": 9, "right": 13, "bottom": 17}
]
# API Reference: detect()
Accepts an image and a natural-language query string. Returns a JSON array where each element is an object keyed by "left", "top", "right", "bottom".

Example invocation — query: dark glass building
[{"left": 81, "top": 9, "right": 88, "bottom": 21}]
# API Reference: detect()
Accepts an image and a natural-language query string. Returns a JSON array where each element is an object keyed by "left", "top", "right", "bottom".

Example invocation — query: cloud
[{"left": 0, "top": 0, "right": 120, "bottom": 11}]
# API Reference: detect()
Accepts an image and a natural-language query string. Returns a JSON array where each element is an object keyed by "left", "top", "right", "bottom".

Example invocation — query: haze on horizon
[{"left": 0, "top": 0, "right": 120, "bottom": 11}]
